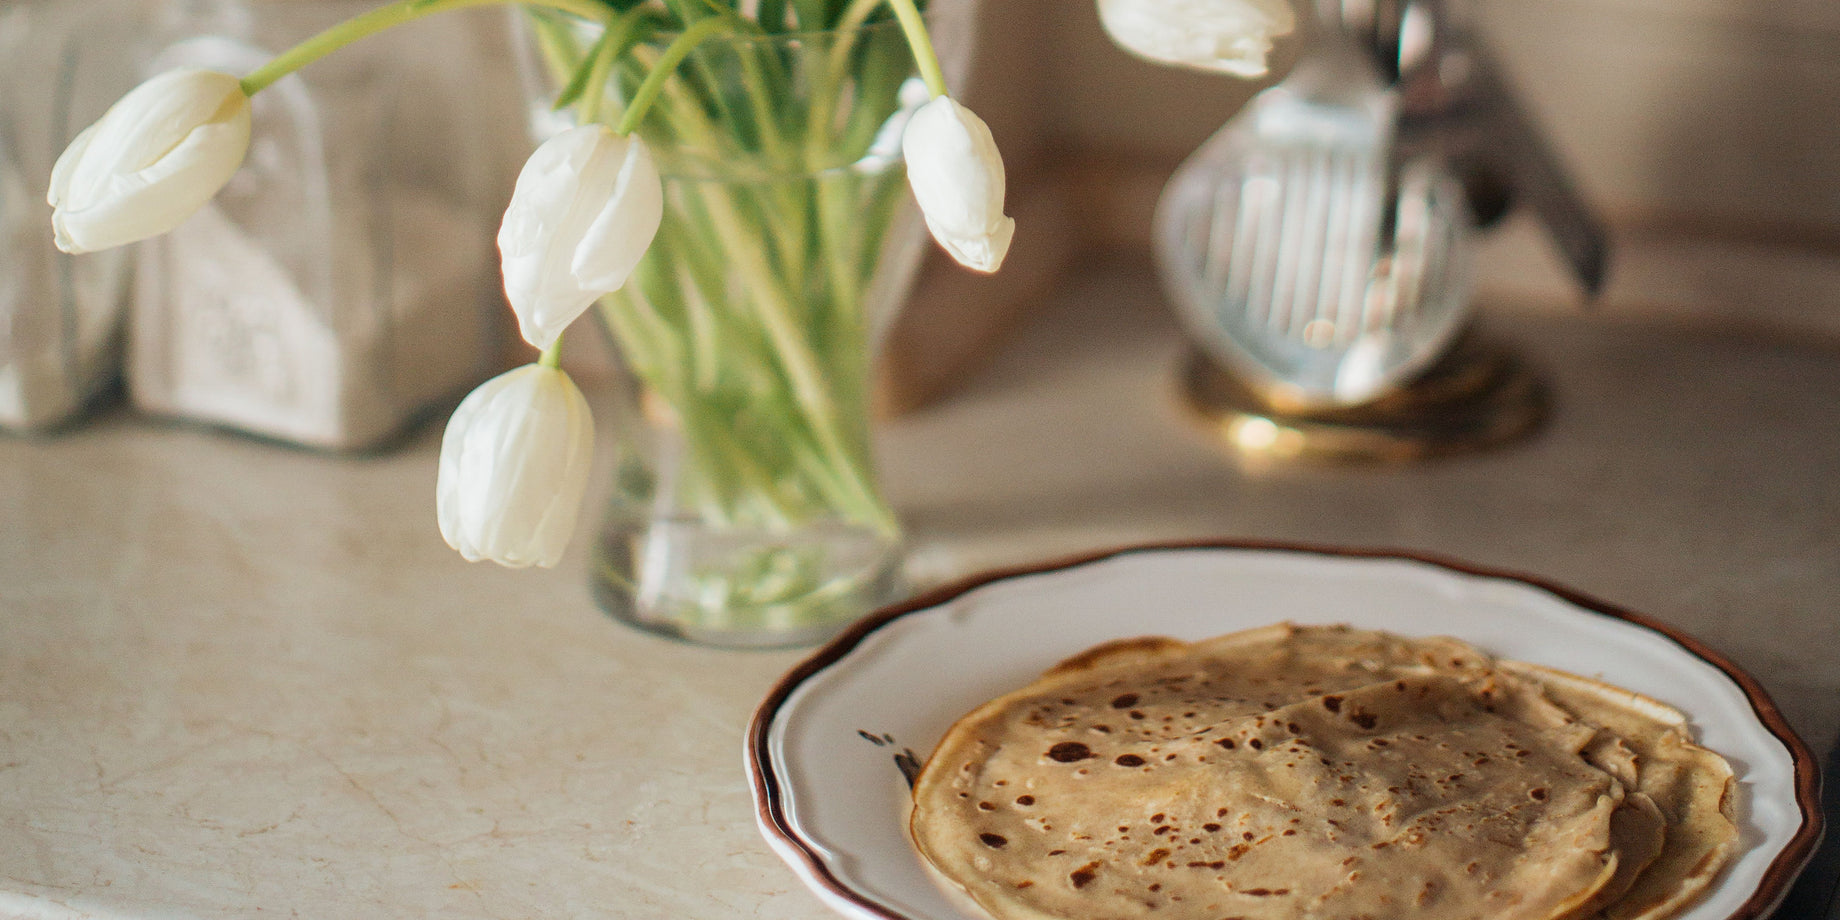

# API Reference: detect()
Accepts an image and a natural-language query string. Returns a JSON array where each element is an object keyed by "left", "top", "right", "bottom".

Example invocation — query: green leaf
[
  {"left": 550, "top": 27, "right": 615, "bottom": 110},
  {"left": 757, "top": 0, "right": 789, "bottom": 31}
]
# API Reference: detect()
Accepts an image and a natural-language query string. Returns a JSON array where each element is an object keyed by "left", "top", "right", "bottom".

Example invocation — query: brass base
[{"left": 1179, "top": 336, "right": 1548, "bottom": 462}]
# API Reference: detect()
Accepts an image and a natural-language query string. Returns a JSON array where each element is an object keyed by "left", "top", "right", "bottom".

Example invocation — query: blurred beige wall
[
  {"left": 1483, "top": 0, "right": 1840, "bottom": 244},
  {"left": 872, "top": 0, "right": 1840, "bottom": 409},
  {"left": 121, "top": 1, "right": 1840, "bottom": 256},
  {"left": 968, "top": 0, "right": 1840, "bottom": 242}
]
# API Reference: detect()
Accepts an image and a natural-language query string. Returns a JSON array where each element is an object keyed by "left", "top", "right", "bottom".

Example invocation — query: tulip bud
[
  {"left": 436, "top": 364, "right": 595, "bottom": 569},
  {"left": 48, "top": 68, "right": 252, "bottom": 255},
  {"left": 902, "top": 96, "right": 1014, "bottom": 274},
  {"left": 498, "top": 124, "right": 664, "bottom": 351},
  {"left": 1097, "top": 0, "right": 1295, "bottom": 78}
]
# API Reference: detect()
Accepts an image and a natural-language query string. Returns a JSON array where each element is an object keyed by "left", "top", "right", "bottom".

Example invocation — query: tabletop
[{"left": 2, "top": 256, "right": 1837, "bottom": 919}]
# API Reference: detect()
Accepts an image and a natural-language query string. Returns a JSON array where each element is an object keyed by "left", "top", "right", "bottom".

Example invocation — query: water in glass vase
[
  {"left": 518, "top": 10, "right": 964, "bottom": 646},
  {"left": 594, "top": 471, "right": 904, "bottom": 649},
  {"left": 589, "top": 155, "right": 921, "bottom": 647}
]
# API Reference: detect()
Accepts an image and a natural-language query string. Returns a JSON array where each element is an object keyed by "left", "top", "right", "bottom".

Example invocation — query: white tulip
[
  {"left": 1097, "top": 0, "right": 1296, "bottom": 78},
  {"left": 48, "top": 68, "right": 252, "bottom": 255},
  {"left": 436, "top": 364, "right": 595, "bottom": 569},
  {"left": 498, "top": 124, "right": 664, "bottom": 351},
  {"left": 901, "top": 96, "right": 1014, "bottom": 274}
]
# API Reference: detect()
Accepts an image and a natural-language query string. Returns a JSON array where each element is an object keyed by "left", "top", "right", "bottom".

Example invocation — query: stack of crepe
[{"left": 910, "top": 624, "right": 1736, "bottom": 920}]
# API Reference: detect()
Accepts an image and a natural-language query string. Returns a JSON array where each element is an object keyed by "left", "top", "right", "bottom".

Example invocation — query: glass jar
[
  {"left": 1155, "top": 21, "right": 1475, "bottom": 409},
  {"left": 0, "top": 0, "right": 142, "bottom": 432},
  {"left": 129, "top": 0, "right": 519, "bottom": 450}
]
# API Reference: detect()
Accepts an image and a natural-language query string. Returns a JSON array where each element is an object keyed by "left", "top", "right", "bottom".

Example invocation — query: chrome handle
[{"left": 1333, "top": 0, "right": 1611, "bottom": 298}]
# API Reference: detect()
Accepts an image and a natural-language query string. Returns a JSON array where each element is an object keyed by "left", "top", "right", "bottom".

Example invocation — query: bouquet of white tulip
[
  {"left": 516, "top": 0, "right": 1016, "bottom": 641},
  {"left": 46, "top": 0, "right": 1012, "bottom": 587}
]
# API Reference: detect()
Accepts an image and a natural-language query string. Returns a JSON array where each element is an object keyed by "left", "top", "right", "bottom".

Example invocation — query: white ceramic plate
[{"left": 749, "top": 543, "right": 1821, "bottom": 920}]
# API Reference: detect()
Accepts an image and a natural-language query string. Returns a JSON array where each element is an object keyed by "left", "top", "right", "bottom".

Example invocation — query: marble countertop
[{"left": 3, "top": 257, "right": 1837, "bottom": 919}]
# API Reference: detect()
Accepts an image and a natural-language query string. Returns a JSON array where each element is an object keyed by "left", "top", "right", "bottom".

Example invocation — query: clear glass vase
[{"left": 520, "top": 12, "right": 969, "bottom": 647}]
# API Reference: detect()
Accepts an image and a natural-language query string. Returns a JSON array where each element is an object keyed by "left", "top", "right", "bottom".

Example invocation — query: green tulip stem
[
  {"left": 239, "top": 0, "right": 613, "bottom": 97},
  {"left": 613, "top": 17, "right": 733, "bottom": 136},
  {"left": 883, "top": 0, "right": 947, "bottom": 98},
  {"left": 538, "top": 334, "right": 564, "bottom": 370},
  {"left": 574, "top": 5, "right": 650, "bottom": 125}
]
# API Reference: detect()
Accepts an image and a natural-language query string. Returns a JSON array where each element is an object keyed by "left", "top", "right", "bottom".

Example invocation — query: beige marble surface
[{"left": 3, "top": 257, "right": 1838, "bottom": 919}]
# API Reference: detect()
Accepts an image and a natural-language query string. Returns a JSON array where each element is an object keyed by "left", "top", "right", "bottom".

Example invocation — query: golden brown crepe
[
  {"left": 1498, "top": 661, "right": 1739, "bottom": 920},
  {"left": 910, "top": 624, "right": 1736, "bottom": 920}
]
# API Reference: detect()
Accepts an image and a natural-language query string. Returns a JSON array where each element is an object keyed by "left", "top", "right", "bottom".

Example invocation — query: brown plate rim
[{"left": 746, "top": 539, "right": 1824, "bottom": 920}]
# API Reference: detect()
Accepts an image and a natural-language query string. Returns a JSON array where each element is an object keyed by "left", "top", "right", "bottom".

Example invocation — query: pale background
[
  {"left": 973, "top": 0, "right": 1840, "bottom": 236},
  {"left": 435, "top": 0, "right": 1840, "bottom": 402},
  {"left": 854, "top": 0, "right": 1840, "bottom": 405}
]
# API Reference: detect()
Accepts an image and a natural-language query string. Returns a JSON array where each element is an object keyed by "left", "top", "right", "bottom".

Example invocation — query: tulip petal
[
  {"left": 46, "top": 123, "right": 96, "bottom": 210},
  {"left": 572, "top": 135, "right": 662, "bottom": 294},
  {"left": 1097, "top": 0, "right": 1295, "bottom": 77},
  {"left": 56, "top": 115, "right": 251, "bottom": 254},
  {"left": 498, "top": 125, "right": 663, "bottom": 351},
  {"left": 49, "top": 68, "right": 251, "bottom": 254},
  {"left": 902, "top": 96, "right": 1013, "bottom": 274},
  {"left": 437, "top": 364, "right": 595, "bottom": 569},
  {"left": 924, "top": 210, "right": 1015, "bottom": 275}
]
